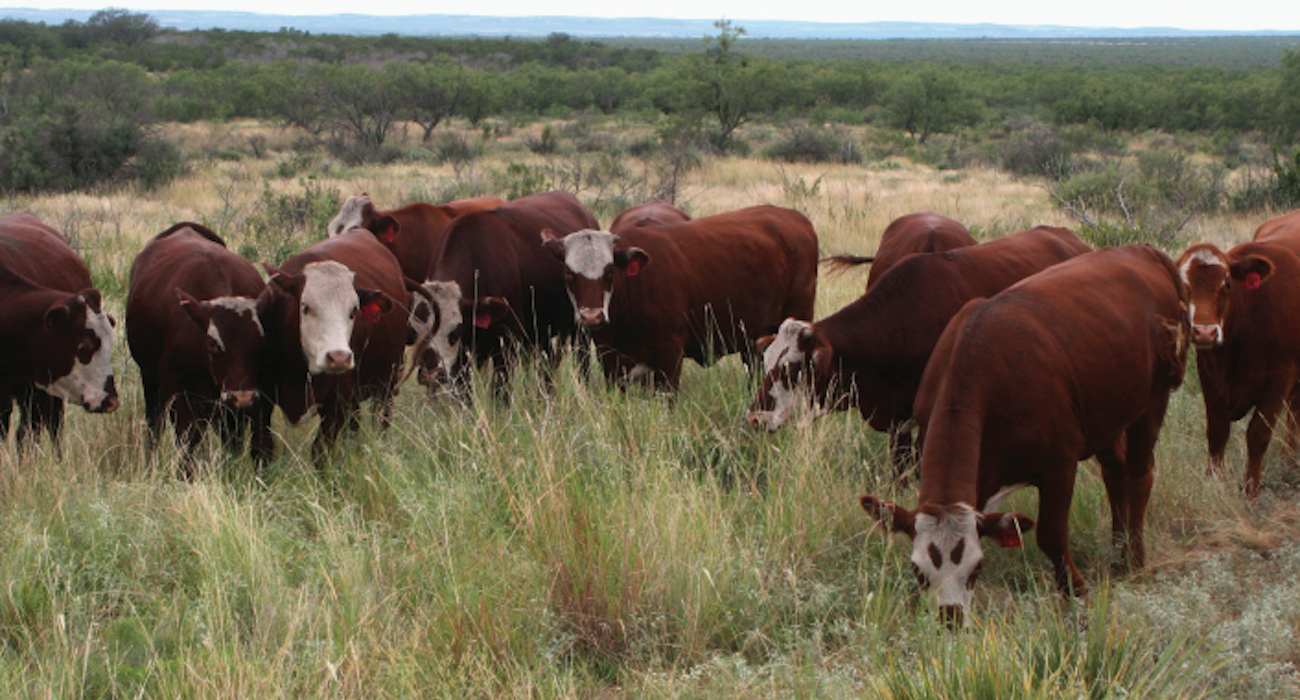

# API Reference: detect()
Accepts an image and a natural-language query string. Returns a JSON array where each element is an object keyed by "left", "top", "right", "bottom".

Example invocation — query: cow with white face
[
  {"left": 861, "top": 497, "right": 1032, "bottom": 626},
  {"left": 542, "top": 229, "right": 648, "bottom": 328},
  {"left": 406, "top": 280, "right": 510, "bottom": 392},
  {"left": 747, "top": 319, "right": 836, "bottom": 431},
  {"left": 258, "top": 229, "right": 409, "bottom": 455},
  {"left": 1, "top": 212, "right": 119, "bottom": 448},
  {"left": 1177, "top": 235, "right": 1300, "bottom": 497}
]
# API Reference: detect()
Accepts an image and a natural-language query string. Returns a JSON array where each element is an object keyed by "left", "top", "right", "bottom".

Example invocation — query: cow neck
[
  {"left": 0, "top": 281, "right": 66, "bottom": 381},
  {"left": 817, "top": 289, "right": 907, "bottom": 399}
]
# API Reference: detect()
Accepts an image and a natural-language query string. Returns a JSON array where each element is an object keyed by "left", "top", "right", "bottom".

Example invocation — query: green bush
[{"left": 763, "top": 125, "right": 860, "bottom": 164}]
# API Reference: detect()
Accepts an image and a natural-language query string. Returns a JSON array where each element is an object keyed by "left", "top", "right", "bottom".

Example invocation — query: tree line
[{"left": 0, "top": 12, "right": 1298, "bottom": 198}]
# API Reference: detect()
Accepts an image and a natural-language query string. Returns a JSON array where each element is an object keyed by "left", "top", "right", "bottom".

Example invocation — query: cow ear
[
  {"left": 372, "top": 215, "right": 399, "bottom": 245},
  {"left": 1230, "top": 255, "right": 1273, "bottom": 289},
  {"left": 471, "top": 296, "right": 511, "bottom": 329},
  {"left": 796, "top": 325, "right": 817, "bottom": 352},
  {"left": 977, "top": 512, "right": 1035, "bottom": 548},
  {"left": 44, "top": 294, "right": 85, "bottom": 329},
  {"left": 356, "top": 289, "right": 394, "bottom": 323},
  {"left": 540, "top": 229, "right": 566, "bottom": 261},
  {"left": 1155, "top": 313, "right": 1189, "bottom": 377},
  {"left": 811, "top": 345, "right": 834, "bottom": 372},
  {"left": 176, "top": 288, "right": 211, "bottom": 327},
  {"left": 755, "top": 334, "right": 775, "bottom": 354},
  {"left": 266, "top": 267, "right": 305, "bottom": 296},
  {"left": 614, "top": 247, "right": 650, "bottom": 276},
  {"left": 79, "top": 288, "right": 103, "bottom": 313},
  {"left": 860, "top": 495, "right": 916, "bottom": 537}
]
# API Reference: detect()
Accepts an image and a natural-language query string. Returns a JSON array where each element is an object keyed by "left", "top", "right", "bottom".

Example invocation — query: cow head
[
  {"left": 327, "top": 193, "right": 399, "bottom": 244},
  {"left": 266, "top": 260, "right": 394, "bottom": 375},
  {"left": 1176, "top": 243, "right": 1274, "bottom": 349},
  {"left": 746, "top": 318, "right": 835, "bottom": 431},
  {"left": 542, "top": 228, "right": 649, "bottom": 328},
  {"left": 860, "top": 495, "right": 1033, "bottom": 628},
  {"left": 408, "top": 280, "right": 511, "bottom": 389},
  {"left": 177, "top": 289, "right": 265, "bottom": 408},
  {"left": 34, "top": 288, "right": 119, "bottom": 414}
]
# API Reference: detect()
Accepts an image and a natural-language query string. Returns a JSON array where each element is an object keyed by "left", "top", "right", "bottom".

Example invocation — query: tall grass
[{"left": 0, "top": 123, "right": 1292, "bottom": 697}]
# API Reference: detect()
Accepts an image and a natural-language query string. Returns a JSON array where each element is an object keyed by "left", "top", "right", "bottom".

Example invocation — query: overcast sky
[{"left": 11, "top": 1, "right": 1300, "bottom": 32}]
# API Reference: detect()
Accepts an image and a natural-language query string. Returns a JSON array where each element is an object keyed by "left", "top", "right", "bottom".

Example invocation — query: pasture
[{"left": 0, "top": 119, "right": 1294, "bottom": 698}]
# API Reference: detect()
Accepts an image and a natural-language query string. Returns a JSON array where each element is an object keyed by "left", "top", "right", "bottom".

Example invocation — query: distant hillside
[{"left": 1, "top": 8, "right": 1296, "bottom": 39}]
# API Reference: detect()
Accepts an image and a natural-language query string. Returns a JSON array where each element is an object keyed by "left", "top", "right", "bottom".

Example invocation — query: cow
[
  {"left": 747, "top": 226, "right": 1090, "bottom": 471},
  {"left": 860, "top": 245, "right": 1189, "bottom": 626},
  {"left": 325, "top": 193, "right": 506, "bottom": 282},
  {"left": 408, "top": 190, "right": 599, "bottom": 395},
  {"left": 126, "top": 222, "right": 270, "bottom": 475},
  {"left": 257, "top": 228, "right": 408, "bottom": 455},
  {"left": 1177, "top": 227, "right": 1300, "bottom": 498},
  {"left": 0, "top": 212, "right": 118, "bottom": 448},
  {"left": 542, "top": 205, "right": 818, "bottom": 390},
  {"left": 609, "top": 199, "right": 691, "bottom": 234},
  {"left": 821, "top": 212, "right": 977, "bottom": 289}
]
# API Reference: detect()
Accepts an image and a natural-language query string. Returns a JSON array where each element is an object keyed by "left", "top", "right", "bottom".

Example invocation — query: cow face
[
  {"left": 34, "top": 289, "right": 119, "bottom": 413},
  {"left": 178, "top": 290, "right": 265, "bottom": 408},
  {"left": 746, "top": 318, "right": 833, "bottom": 431},
  {"left": 860, "top": 495, "right": 1033, "bottom": 628},
  {"left": 269, "top": 261, "right": 393, "bottom": 375},
  {"left": 326, "top": 193, "right": 398, "bottom": 244},
  {"left": 409, "top": 280, "right": 511, "bottom": 389},
  {"left": 542, "top": 229, "right": 649, "bottom": 328},
  {"left": 1176, "top": 243, "right": 1274, "bottom": 349}
]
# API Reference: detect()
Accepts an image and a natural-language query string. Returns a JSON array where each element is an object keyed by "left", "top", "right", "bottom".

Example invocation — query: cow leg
[
  {"left": 1118, "top": 400, "right": 1168, "bottom": 571},
  {"left": 141, "top": 371, "right": 165, "bottom": 453},
  {"left": 0, "top": 395, "right": 11, "bottom": 444},
  {"left": 888, "top": 423, "right": 917, "bottom": 477},
  {"left": 1205, "top": 402, "right": 1232, "bottom": 477},
  {"left": 1035, "top": 463, "right": 1087, "bottom": 597},
  {"left": 312, "top": 395, "right": 353, "bottom": 458},
  {"left": 249, "top": 399, "right": 275, "bottom": 467},
  {"left": 17, "top": 388, "right": 63, "bottom": 451},
  {"left": 1095, "top": 437, "right": 1131, "bottom": 567},
  {"left": 169, "top": 394, "right": 203, "bottom": 480},
  {"left": 1284, "top": 382, "right": 1300, "bottom": 461},
  {"left": 1244, "top": 388, "right": 1289, "bottom": 499},
  {"left": 215, "top": 404, "right": 245, "bottom": 455}
]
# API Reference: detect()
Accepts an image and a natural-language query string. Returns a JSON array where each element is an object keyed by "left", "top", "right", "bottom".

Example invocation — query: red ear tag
[
  {"left": 1245, "top": 272, "right": 1261, "bottom": 290},
  {"left": 474, "top": 313, "right": 493, "bottom": 329},
  {"left": 998, "top": 529, "right": 1023, "bottom": 548},
  {"left": 625, "top": 259, "right": 641, "bottom": 277},
  {"left": 382, "top": 226, "right": 396, "bottom": 244},
  {"left": 361, "top": 301, "right": 382, "bottom": 323}
]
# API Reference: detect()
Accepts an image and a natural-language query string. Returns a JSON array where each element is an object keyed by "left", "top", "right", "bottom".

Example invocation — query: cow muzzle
[
  {"left": 1191, "top": 324, "right": 1222, "bottom": 348},
  {"left": 577, "top": 308, "right": 607, "bottom": 327},
  {"left": 322, "top": 349, "right": 355, "bottom": 374},
  {"left": 939, "top": 605, "right": 964, "bottom": 630},
  {"left": 87, "top": 377, "right": 119, "bottom": 413},
  {"left": 745, "top": 410, "right": 780, "bottom": 432},
  {"left": 223, "top": 390, "right": 258, "bottom": 409}
]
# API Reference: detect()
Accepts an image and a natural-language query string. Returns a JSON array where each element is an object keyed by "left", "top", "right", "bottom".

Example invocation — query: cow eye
[
  {"left": 301, "top": 304, "right": 312, "bottom": 316},
  {"left": 78, "top": 339, "right": 94, "bottom": 352},
  {"left": 967, "top": 561, "right": 983, "bottom": 588},
  {"left": 448, "top": 325, "right": 464, "bottom": 344},
  {"left": 207, "top": 338, "right": 222, "bottom": 354},
  {"left": 350, "top": 306, "right": 358, "bottom": 319},
  {"left": 910, "top": 562, "right": 929, "bottom": 589}
]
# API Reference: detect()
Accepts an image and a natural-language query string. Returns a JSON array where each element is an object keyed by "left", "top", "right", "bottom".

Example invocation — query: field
[{"left": 0, "top": 118, "right": 1296, "bottom": 699}]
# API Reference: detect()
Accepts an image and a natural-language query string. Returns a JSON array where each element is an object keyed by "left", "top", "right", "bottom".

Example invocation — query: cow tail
[{"left": 819, "top": 254, "right": 875, "bottom": 275}]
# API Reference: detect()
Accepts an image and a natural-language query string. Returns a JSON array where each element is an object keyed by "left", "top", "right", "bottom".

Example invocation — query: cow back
[
  {"left": 0, "top": 212, "right": 92, "bottom": 292},
  {"left": 609, "top": 200, "right": 691, "bottom": 234},
  {"left": 1253, "top": 209, "right": 1300, "bottom": 257},
  {"left": 867, "top": 212, "right": 977, "bottom": 288}
]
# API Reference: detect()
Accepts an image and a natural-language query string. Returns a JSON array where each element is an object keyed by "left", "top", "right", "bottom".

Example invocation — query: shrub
[
  {"left": 764, "top": 125, "right": 859, "bottom": 164},
  {"left": 999, "top": 126, "right": 1073, "bottom": 180}
]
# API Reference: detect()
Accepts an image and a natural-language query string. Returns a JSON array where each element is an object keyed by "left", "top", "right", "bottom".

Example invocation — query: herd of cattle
[{"left": 3, "top": 191, "right": 1300, "bottom": 623}]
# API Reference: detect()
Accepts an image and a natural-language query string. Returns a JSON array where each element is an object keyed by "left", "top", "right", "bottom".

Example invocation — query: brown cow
[
  {"left": 609, "top": 199, "right": 691, "bottom": 234},
  {"left": 258, "top": 229, "right": 408, "bottom": 455},
  {"left": 861, "top": 245, "right": 1189, "bottom": 626},
  {"left": 543, "top": 205, "right": 818, "bottom": 390},
  {"left": 0, "top": 212, "right": 118, "bottom": 447},
  {"left": 326, "top": 193, "right": 506, "bottom": 282},
  {"left": 1177, "top": 229, "right": 1300, "bottom": 497},
  {"left": 408, "top": 190, "right": 599, "bottom": 394},
  {"left": 747, "top": 226, "right": 1090, "bottom": 471},
  {"left": 821, "top": 212, "right": 977, "bottom": 289},
  {"left": 126, "top": 223, "right": 270, "bottom": 474}
]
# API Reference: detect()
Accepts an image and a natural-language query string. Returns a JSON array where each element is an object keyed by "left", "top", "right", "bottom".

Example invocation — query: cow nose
[
  {"left": 225, "top": 390, "right": 257, "bottom": 408},
  {"left": 939, "top": 605, "right": 964, "bottom": 630},
  {"left": 746, "top": 411, "right": 761, "bottom": 429},
  {"left": 418, "top": 365, "right": 446, "bottom": 387},
  {"left": 94, "top": 394, "right": 120, "bottom": 414},
  {"left": 1191, "top": 324, "right": 1221, "bottom": 346},
  {"left": 324, "top": 349, "right": 354, "bottom": 372},
  {"left": 578, "top": 308, "right": 606, "bottom": 327}
]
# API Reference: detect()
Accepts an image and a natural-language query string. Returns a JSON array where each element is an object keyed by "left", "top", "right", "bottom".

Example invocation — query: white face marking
[
  {"left": 208, "top": 297, "right": 263, "bottom": 336},
  {"left": 327, "top": 194, "right": 370, "bottom": 238},
  {"left": 1179, "top": 248, "right": 1226, "bottom": 286},
  {"left": 984, "top": 483, "right": 1028, "bottom": 513},
  {"left": 299, "top": 261, "right": 359, "bottom": 374},
  {"left": 207, "top": 322, "right": 225, "bottom": 352},
  {"left": 557, "top": 229, "right": 616, "bottom": 322},
  {"left": 911, "top": 506, "right": 983, "bottom": 613},
  {"left": 419, "top": 280, "right": 466, "bottom": 376},
  {"left": 36, "top": 302, "right": 117, "bottom": 411},
  {"left": 750, "top": 318, "right": 816, "bottom": 431}
]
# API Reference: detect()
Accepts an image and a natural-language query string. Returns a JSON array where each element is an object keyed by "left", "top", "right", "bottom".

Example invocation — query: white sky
[{"left": 9, "top": 1, "right": 1300, "bottom": 32}]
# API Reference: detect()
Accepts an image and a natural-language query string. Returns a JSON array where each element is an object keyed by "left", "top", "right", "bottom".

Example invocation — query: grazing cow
[
  {"left": 821, "top": 212, "right": 977, "bottom": 289},
  {"left": 747, "top": 226, "right": 1090, "bottom": 470},
  {"left": 543, "top": 205, "right": 818, "bottom": 390},
  {"left": 0, "top": 212, "right": 118, "bottom": 447},
  {"left": 1177, "top": 230, "right": 1300, "bottom": 497},
  {"left": 861, "top": 245, "right": 1189, "bottom": 626},
  {"left": 326, "top": 193, "right": 506, "bottom": 282},
  {"left": 609, "top": 199, "right": 691, "bottom": 234},
  {"left": 409, "top": 190, "right": 599, "bottom": 394},
  {"left": 126, "top": 223, "right": 270, "bottom": 474},
  {"left": 258, "top": 229, "right": 408, "bottom": 454}
]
